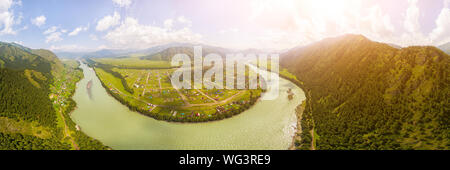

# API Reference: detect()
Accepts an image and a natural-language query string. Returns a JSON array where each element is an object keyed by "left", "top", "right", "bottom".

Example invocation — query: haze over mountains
[{"left": 55, "top": 42, "right": 281, "bottom": 60}]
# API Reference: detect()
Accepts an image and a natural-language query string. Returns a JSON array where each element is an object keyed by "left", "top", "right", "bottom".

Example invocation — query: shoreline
[
  {"left": 289, "top": 104, "right": 305, "bottom": 150},
  {"left": 278, "top": 73, "right": 306, "bottom": 150}
]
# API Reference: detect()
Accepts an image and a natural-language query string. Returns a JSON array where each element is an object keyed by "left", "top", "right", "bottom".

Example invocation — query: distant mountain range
[
  {"left": 281, "top": 34, "right": 449, "bottom": 150},
  {"left": 55, "top": 43, "right": 281, "bottom": 60}
]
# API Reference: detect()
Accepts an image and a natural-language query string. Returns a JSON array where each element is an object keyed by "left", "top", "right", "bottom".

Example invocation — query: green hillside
[
  {"left": 30, "top": 49, "right": 64, "bottom": 77},
  {"left": 281, "top": 35, "right": 449, "bottom": 150},
  {"left": 0, "top": 42, "right": 107, "bottom": 150},
  {"left": 0, "top": 42, "right": 52, "bottom": 75}
]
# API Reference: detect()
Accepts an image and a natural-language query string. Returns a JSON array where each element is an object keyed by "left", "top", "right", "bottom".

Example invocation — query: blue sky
[{"left": 0, "top": 0, "right": 449, "bottom": 52}]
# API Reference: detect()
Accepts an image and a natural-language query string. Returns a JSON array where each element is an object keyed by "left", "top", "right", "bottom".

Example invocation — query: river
[{"left": 70, "top": 62, "right": 305, "bottom": 150}]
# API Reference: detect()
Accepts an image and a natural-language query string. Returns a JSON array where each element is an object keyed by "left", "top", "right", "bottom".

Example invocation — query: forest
[
  {"left": 0, "top": 42, "right": 108, "bottom": 150},
  {"left": 282, "top": 34, "right": 449, "bottom": 150}
]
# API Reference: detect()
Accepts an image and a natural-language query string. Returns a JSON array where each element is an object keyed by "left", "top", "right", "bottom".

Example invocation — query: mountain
[
  {"left": 56, "top": 42, "right": 274, "bottom": 60},
  {"left": 388, "top": 43, "right": 402, "bottom": 49},
  {"left": 140, "top": 45, "right": 231, "bottom": 61},
  {"left": 30, "top": 49, "right": 64, "bottom": 76},
  {"left": 1, "top": 42, "right": 71, "bottom": 149},
  {"left": 0, "top": 42, "right": 62, "bottom": 125},
  {"left": 0, "top": 42, "right": 53, "bottom": 75},
  {"left": 0, "top": 42, "right": 108, "bottom": 150},
  {"left": 438, "top": 42, "right": 450, "bottom": 54},
  {"left": 281, "top": 34, "right": 449, "bottom": 150},
  {"left": 54, "top": 51, "right": 86, "bottom": 59}
]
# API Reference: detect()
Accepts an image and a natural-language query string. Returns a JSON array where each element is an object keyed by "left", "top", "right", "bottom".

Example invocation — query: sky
[{"left": 0, "top": 0, "right": 449, "bottom": 52}]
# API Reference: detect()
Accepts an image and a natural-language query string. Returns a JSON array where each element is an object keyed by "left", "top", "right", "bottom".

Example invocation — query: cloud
[
  {"left": 46, "top": 32, "right": 62, "bottom": 43},
  {"left": 429, "top": 6, "right": 450, "bottom": 45},
  {"left": 96, "top": 11, "right": 120, "bottom": 31},
  {"left": 404, "top": 0, "right": 421, "bottom": 34},
  {"left": 31, "top": 15, "right": 46, "bottom": 27},
  {"left": 50, "top": 44, "right": 107, "bottom": 52},
  {"left": 104, "top": 17, "right": 202, "bottom": 49},
  {"left": 244, "top": 0, "right": 399, "bottom": 49},
  {"left": 68, "top": 25, "right": 88, "bottom": 36},
  {"left": 43, "top": 26, "right": 66, "bottom": 43},
  {"left": 0, "top": 0, "right": 21, "bottom": 35},
  {"left": 177, "top": 16, "right": 192, "bottom": 26},
  {"left": 43, "top": 26, "right": 59, "bottom": 34},
  {"left": 164, "top": 19, "right": 173, "bottom": 29},
  {"left": 89, "top": 34, "right": 98, "bottom": 41},
  {"left": 112, "top": 0, "right": 132, "bottom": 8}
]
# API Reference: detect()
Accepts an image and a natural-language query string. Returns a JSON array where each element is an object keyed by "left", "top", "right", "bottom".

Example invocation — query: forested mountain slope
[
  {"left": 0, "top": 42, "right": 107, "bottom": 150},
  {"left": 0, "top": 42, "right": 57, "bottom": 127},
  {"left": 281, "top": 35, "right": 449, "bottom": 150}
]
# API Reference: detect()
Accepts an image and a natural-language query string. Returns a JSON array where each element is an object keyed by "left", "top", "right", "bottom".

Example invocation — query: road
[
  {"left": 196, "top": 89, "right": 218, "bottom": 103},
  {"left": 58, "top": 109, "right": 79, "bottom": 150}
]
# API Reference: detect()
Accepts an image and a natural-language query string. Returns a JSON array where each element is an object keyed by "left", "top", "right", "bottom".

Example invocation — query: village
[{"left": 95, "top": 66, "right": 263, "bottom": 122}]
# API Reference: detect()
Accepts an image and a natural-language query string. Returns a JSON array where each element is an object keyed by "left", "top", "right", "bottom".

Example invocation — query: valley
[{"left": 69, "top": 61, "right": 304, "bottom": 149}]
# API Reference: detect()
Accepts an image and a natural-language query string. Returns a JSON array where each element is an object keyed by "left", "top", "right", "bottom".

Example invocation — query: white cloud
[
  {"left": 50, "top": 44, "right": 107, "bottom": 52},
  {"left": 31, "top": 15, "right": 46, "bottom": 27},
  {"left": 43, "top": 26, "right": 59, "bottom": 34},
  {"left": 0, "top": 0, "right": 20, "bottom": 35},
  {"left": 164, "top": 19, "right": 173, "bottom": 29},
  {"left": 112, "top": 0, "right": 132, "bottom": 8},
  {"left": 89, "top": 34, "right": 98, "bottom": 41},
  {"left": 46, "top": 32, "right": 62, "bottom": 43},
  {"left": 429, "top": 7, "right": 450, "bottom": 45},
  {"left": 44, "top": 28, "right": 57, "bottom": 35},
  {"left": 104, "top": 17, "right": 202, "bottom": 49},
  {"left": 96, "top": 12, "right": 120, "bottom": 31},
  {"left": 243, "top": 0, "right": 399, "bottom": 49},
  {"left": 43, "top": 26, "right": 66, "bottom": 43},
  {"left": 177, "top": 16, "right": 192, "bottom": 27},
  {"left": 404, "top": 0, "right": 421, "bottom": 34},
  {"left": 68, "top": 25, "right": 88, "bottom": 36}
]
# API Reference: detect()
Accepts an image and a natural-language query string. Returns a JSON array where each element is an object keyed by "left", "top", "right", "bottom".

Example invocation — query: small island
[{"left": 287, "top": 88, "right": 294, "bottom": 100}]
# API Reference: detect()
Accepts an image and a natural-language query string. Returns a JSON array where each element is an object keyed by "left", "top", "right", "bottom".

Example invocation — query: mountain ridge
[{"left": 281, "top": 34, "right": 449, "bottom": 150}]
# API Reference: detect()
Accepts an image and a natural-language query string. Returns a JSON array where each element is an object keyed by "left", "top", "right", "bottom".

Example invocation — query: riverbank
[
  {"left": 71, "top": 61, "right": 304, "bottom": 149},
  {"left": 278, "top": 72, "right": 306, "bottom": 150},
  {"left": 57, "top": 60, "right": 109, "bottom": 150},
  {"left": 289, "top": 103, "right": 305, "bottom": 150}
]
